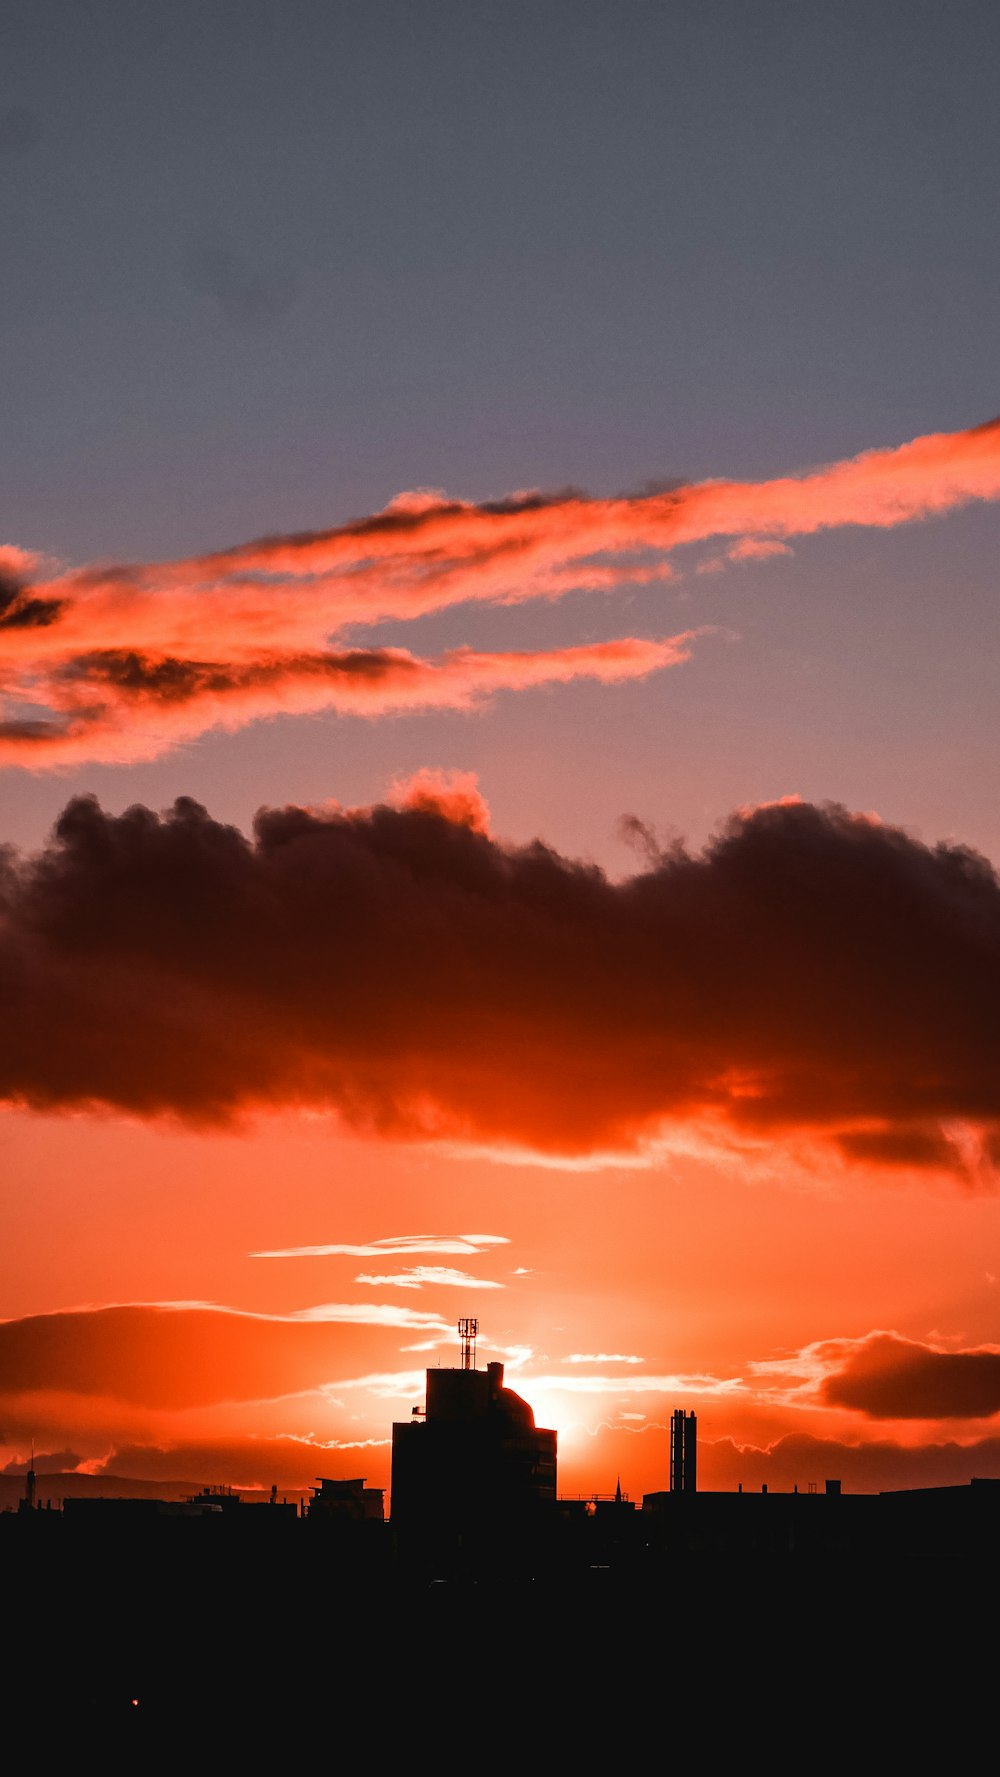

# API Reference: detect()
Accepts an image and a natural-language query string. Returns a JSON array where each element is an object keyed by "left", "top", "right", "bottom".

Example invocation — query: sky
[{"left": 3, "top": 0, "right": 1000, "bottom": 1507}]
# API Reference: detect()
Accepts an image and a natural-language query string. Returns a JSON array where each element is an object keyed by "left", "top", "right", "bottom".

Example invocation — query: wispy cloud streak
[
  {"left": 353, "top": 1266, "right": 503, "bottom": 1290},
  {"left": 3, "top": 417, "right": 998, "bottom": 764},
  {"left": 0, "top": 632, "right": 699, "bottom": 765},
  {"left": 253, "top": 1233, "right": 508, "bottom": 1259}
]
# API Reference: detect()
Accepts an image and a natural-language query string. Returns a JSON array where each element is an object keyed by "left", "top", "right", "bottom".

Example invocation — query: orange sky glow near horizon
[{"left": 5, "top": 413, "right": 1000, "bottom": 1511}]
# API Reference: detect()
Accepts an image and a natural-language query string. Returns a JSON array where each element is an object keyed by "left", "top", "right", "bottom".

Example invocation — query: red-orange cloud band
[
  {"left": 3, "top": 415, "right": 998, "bottom": 764},
  {"left": 0, "top": 632, "right": 698, "bottom": 765},
  {"left": 3, "top": 788, "right": 1000, "bottom": 1177}
]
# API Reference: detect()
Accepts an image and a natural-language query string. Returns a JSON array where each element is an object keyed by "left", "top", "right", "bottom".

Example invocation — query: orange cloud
[
  {"left": 390, "top": 768, "right": 491, "bottom": 834},
  {"left": 2, "top": 417, "right": 998, "bottom": 765},
  {"left": 695, "top": 1430, "right": 1000, "bottom": 1493},
  {"left": 0, "top": 1437, "right": 383, "bottom": 1498},
  {"left": 164, "top": 413, "right": 1000, "bottom": 589},
  {"left": 89, "top": 1436, "right": 386, "bottom": 1489},
  {"left": 0, "top": 632, "right": 699, "bottom": 765},
  {"left": 0, "top": 1301, "right": 449, "bottom": 1410}
]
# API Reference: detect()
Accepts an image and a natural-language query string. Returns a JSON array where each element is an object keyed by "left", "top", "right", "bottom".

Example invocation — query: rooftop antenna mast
[{"left": 458, "top": 1317, "right": 478, "bottom": 1371}]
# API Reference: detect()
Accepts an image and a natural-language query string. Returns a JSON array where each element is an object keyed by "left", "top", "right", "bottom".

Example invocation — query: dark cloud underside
[{"left": 2, "top": 792, "right": 1000, "bottom": 1169}]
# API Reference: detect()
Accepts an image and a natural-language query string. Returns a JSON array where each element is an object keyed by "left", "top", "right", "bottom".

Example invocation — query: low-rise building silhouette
[{"left": 309, "top": 1476, "right": 384, "bottom": 1521}]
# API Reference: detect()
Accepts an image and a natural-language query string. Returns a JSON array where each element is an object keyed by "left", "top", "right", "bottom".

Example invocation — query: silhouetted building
[
  {"left": 181, "top": 1485, "right": 243, "bottom": 1514},
  {"left": 390, "top": 1321, "right": 556, "bottom": 1575},
  {"left": 309, "top": 1476, "right": 384, "bottom": 1521},
  {"left": 305, "top": 1474, "right": 388, "bottom": 1578},
  {"left": 640, "top": 1474, "right": 1000, "bottom": 1564},
  {"left": 17, "top": 1457, "right": 36, "bottom": 1515},
  {"left": 670, "top": 1408, "right": 697, "bottom": 1493},
  {"left": 62, "top": 1486, "right": 296, "bottom": 1523}
]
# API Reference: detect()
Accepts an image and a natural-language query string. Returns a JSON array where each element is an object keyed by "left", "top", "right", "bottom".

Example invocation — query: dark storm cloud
[
  {"left": 835, "top": 1126, "right": 958, "bottom": 1168},
  {"left": 3, "top": 792, "right": 1000, "bottom": 1170},
  {"left": 820, "top": 1334, "right": 1000, "bottom": 1420},
  {"left": 2, "top": 1449, "right": 81, "bottom": 1475}
]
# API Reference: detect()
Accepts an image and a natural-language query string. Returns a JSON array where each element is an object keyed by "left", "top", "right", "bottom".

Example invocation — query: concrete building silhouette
[
  {"left": 17, "top": 1455, "right": 36, "bottom": 1515},
  {"left": 390, "top": 1318, "right": 557, "bottom": 1575},
  {"left": 309, "top": 1476, "right": 384, "bottom": 1521},
  {"left": 670, "top": 1408, "right": 697, "bottom": 1493}
]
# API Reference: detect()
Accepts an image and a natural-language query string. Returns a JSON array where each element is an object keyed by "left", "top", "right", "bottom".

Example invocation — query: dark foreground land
[{"left": 2, "top": 1511, "right": 994, "bottom": 1755}]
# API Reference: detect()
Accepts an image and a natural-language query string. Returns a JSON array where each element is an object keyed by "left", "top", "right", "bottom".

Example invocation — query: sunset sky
[{"left": 4, "top": 2, "right": 1000, "bottom": 1507}]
